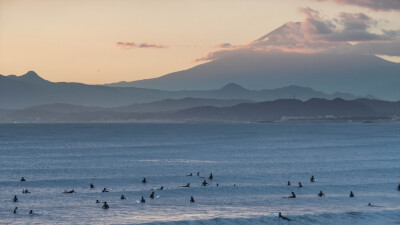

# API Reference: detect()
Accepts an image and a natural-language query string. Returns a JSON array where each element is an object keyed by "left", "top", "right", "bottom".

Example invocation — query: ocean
[{"left": 0, "top": 123, "right": 399, "bottom": 224}]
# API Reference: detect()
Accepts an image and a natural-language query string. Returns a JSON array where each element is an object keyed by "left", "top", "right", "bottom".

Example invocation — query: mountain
[
  {"left": 109, "top": 52, "right": 400, "bottom": 100},
  {"left": 108, "top": 22, "right": 400, "bottom": 100},
  {"left": 0, "top": 71, "right": 367, "bottom": 109},
  {"left": 1, "top": 98, "right": 398, "bottom": 123}
]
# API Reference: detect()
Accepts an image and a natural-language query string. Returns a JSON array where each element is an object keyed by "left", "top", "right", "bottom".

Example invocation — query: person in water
[
  {"left": 140, "top": 196, "right": 145, "bottom": 203},
  {"left": 288, "top": 192, "right": 296, "bottom": 198},
  {"left": 186, "top": 173, "right": 192, "bottom": 176},
  {"left": 181, "top": 183, "right": 190, "bottom": 188},
  {"left": 13, "top": 195, "right": 18, "bottom": 202},
  {"left": 121, "top": 195, "right": 126, "bottom": 200},
  {"left": 157, "top": 186, "right": 164, "bottom": 190},
  {"left": 102, "top": 202, "right": 109, "bottom": 209},
  {"left": 21, "top": 177, "right": 26, "bottom": 182},
  {"left": 298, "top": 182, "right": 303, "bottom": 188},
  {"left": 29, "top": 210, "right": 33, "bottom": 215},
  {"left": 150, "top": 192, "right": 155, "bottom": 199},
  {"left": 190, "top": 196, "right": 195, "bottom": 203},
  {"left": 102, "top": 188, "right": 108, "bottom": 193},
  {"left": 209, "top": 173, "right": 213, "bottom": 180},
  {"left": 278, "top": 212, "right": 291, "bottom": 221},
  {"left": 196, "top": 172, "right": 200, "bottom": 176},
  {"left": 201, "top": 180, "right": 209, "bottom": 186},
  {"left": 368, "top": 203, "right": 374, "bottom": 207},
  {"left": 90, "top": 183, "right": 95, "bottom": 189},
  {"left": 142, "top": 178, "right": 147, "bottom": 183},
  {"left": 22, "top": 189, "right": 30, "bottom": 194},
  {"left": 288, "top": 181, "right": 291, "bottom": 186},
  {"left": 13, "top": 207, "right": 18, "bottom": 214},
  {"left": 64, "top": 190, "right": 75, "bottom": 194},
  {"left": 350, "top": 191, "right": 354, "bottom": 197},
  {"left": 310, "top": 176, "right": 315, "bottom": 182},
  {"left": 216, "top": 183, "right": 219, "bottom": 187},
  {"left": 318, "top": 191, "right": 325, "bottom": 197},
  {"left": 96, "top": 200, "right": 100, "bottom": 203},
  {"left": 397, "top": 184, "right": 400, "bottom": 191}
]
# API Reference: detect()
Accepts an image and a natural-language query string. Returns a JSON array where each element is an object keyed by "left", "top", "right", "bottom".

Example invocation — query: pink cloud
[
  {"left": 312, "top": 0, "right": 400, "bottom": 11},
  {"left": 116, "top": 42, "right": 167, "bottom": 49},
  {"left": 194, "top": 8, "right": 399, "bottom": 62}
]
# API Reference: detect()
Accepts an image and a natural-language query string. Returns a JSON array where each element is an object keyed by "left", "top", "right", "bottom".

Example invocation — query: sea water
[{"left": 0, "top": 123, "right": 399, "bottom": 224}]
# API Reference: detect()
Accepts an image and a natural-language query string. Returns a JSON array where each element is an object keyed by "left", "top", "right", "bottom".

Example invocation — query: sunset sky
[{"left": 1, "top": 0, "right": 399, "bottom": 84}]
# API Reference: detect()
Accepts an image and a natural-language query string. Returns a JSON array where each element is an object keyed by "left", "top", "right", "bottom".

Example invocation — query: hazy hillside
[
  {"left": 0, "top": 71, "right": 367, "bottom": 109},
  {"left": 1, "top": 98, "right": 399, "bottom": 123}
]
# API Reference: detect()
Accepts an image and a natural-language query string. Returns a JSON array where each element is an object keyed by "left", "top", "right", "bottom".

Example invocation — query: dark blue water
[{"left": 0, "top": 123, "right": 399, "bottom": 224}]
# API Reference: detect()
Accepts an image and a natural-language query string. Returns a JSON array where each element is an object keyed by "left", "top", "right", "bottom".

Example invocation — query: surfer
[
  {"left": 102, "top": 202, "right": 109, "bottom": 209},
  {"left": 288, "top": 192, "right": 296, "bottom": 198},
  {"left": 29, "top": 210, "right": 33, "bottom": 215},
  {"left": 13, "top": 207, "right": 18, "bottom": 214},
  {"left": 209, "top": 173, "right": 213, "bottom": 180},
  {"left": 310, "top": 176, "right": 315, "bottom": 182},
  {"left": 90, "top": 183, "right": 95, "bottom": 189},
  {"left": 96, "top": 200, "right": 100, "bottom": 203},
  {"left": 397, "top": 184, "right": 400, "bottom": 191},
  {"left": 288, "top": 181, "right": 291, "bottom": 186},
  {"left": 350, "top": 191, "right": 354, "bottom": 197},
  {"left": 278, "top": 212, "right": 291, "bottom": 221},
  {"left": 23, "top": 189, "right": 30, "bottom": 194},
  {"left": 20, "top": 177, "right": 26, "bottom": 182},
  {"left": 102, "top": 188, "right": 108, "bottom": 193},
  {"left": 216, "top": 183, "right": 219, "bottom": 187},
  {"left": 197, "top": 172, "right": 200, "bottom": 176},
  {"left": 121, "top": 195, "right": 126, "bottom": 200},
  {"left": 318, "top": 191, "right": 325, "bottom": 197},
  {"left": 181, "top": 183, "right": 190, "bottom": 188},
  {"left": 142, "top": 178, "right": 147, "bottom": 183},
  {"left": 157, "top": 186, "right": 164, "bottom": 190},
  {"left": 298, "top": 182, "right": 303, "bottom": 188},
  {"left": 368, "top": 203, "right": 375, "bottom": 207},
  {"left": 186, "top": 173, "right": 192, "bottom": 176},
  {"left": 150, "top": 192, "right": 155, "bottom": 199},
  {"left": 190, "top": 196, "right": 195, "bottom": 203},
  {"left": 13, "top": 195, "right": 18, "bottom": 202},
  {"left": 64, "top": 189, "right": 75, "bottom": 194},
  {"left": 140, "top": 196, "right": 145, "bottom": 203},
  {"left": 201, "top": 180, "right": 209, "bottom": 186}
]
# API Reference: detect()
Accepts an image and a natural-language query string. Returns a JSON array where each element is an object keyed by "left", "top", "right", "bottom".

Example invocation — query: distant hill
[
  {"left": 0, "top": 71, "right": 368, "bottom": 109},
  {"left": 1, "top": 98, "right": 398, "bottom": 123},
  {"left": 114, "top": 97, "right": 253, "bottom": 112}
]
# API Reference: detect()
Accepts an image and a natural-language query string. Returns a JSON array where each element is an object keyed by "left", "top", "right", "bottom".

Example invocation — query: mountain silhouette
[{"left": 0, "top": 71, "right": 368, "bottom": 109}]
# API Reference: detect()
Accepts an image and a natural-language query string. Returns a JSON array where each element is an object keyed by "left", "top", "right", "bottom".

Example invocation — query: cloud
[
  {"left": 312, "top": 0, "right": 400, "bottom": 11},
  {"left": 116, "top": 42, "right": 167, "bottom": 49},
  {"left": 216, "top": 43, "right": 235, "bottom": 49},
  {"left": 194, "top": 9, "right": 400, "bottom": 62}
]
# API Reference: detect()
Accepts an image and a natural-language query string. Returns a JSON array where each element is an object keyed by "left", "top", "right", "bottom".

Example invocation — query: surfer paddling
[
  {"left": 278, "top": 212, "right": 291, "bottom": 221},
  {"left": 180, "top": 183, "right": 190, "bottom": 188}
]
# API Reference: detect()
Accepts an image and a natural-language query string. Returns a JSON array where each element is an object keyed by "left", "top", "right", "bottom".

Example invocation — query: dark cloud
[
  {"left": 116, "top": 42, "right": 167, "bottom": 49},
  {"left": 313, "top": 0, "right": 400, "bottom": 11}
]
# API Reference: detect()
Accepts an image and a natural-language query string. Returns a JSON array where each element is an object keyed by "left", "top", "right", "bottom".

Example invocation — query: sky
[{"left": 0, "top": 0, "right": 399, "bottom": 84}]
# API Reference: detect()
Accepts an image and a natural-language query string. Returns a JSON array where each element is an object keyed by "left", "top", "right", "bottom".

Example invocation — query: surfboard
[
  {"left": 273, "top": 213, "right": 279, "bottom": 217},
  {"left": 136, "top": 200, "right": 140, "bottom": 204},
  {"left": 155, "top": 195, "right": 160, "bottom": 199}
]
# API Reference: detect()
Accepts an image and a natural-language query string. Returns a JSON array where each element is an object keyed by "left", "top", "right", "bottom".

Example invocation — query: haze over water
[{"left": 1, "top": 123, "right": 399, "bottom": 224}]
